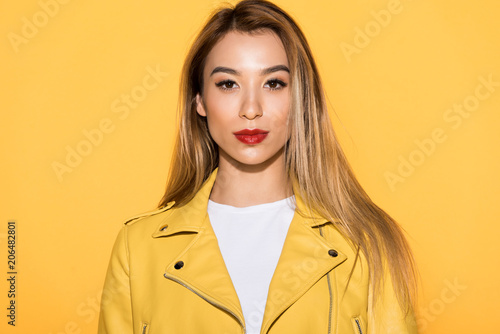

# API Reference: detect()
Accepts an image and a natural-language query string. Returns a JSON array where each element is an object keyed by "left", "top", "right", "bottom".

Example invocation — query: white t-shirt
[{"left": 207, "top": 195, "right": 296, "bottom": 334}]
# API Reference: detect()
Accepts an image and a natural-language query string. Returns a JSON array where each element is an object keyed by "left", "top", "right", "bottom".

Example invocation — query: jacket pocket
[
  {"left": 141, "top": 322, "right": 149, "bottom": 334},
  {"left": 351, "top": 316, "right": 365, "bottom": 334}
]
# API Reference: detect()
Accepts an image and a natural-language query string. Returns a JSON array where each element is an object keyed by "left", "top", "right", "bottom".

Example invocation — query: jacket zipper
[
  {"left": 164, "top": 273, "right": 246, "bottom": 333},
  {"left": 141, "top": 322, "right": 149, "bottom": 334},
  {"left": 354, "top": 317, "right": 363, "bottom": 334}
]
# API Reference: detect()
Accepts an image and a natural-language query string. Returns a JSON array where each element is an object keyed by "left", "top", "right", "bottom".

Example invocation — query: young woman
[{"left": 98, "top": 1, "right": 418, "bottom": 333}]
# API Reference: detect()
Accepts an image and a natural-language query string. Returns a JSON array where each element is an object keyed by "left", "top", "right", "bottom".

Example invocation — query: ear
[{"left": 195, "top": 93, "right": 207, "bottom": 117}]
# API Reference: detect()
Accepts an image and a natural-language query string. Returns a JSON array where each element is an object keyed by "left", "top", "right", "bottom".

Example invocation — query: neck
[{"left": 209, "top": 150, "right": 293, "bottom": 207}]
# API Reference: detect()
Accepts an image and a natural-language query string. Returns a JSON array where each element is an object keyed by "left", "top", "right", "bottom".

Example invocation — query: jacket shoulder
[{"left": 124, "top": 201, "right": 176, "bottom": 226}]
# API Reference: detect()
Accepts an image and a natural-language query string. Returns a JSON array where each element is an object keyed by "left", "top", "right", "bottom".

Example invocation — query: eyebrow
[{"left": 209, "top": 64, "right": 290, "bottom": 77}]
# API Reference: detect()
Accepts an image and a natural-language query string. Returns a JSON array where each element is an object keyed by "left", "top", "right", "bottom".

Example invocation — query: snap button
[
  {"left": 160, "top": 225, "right": 168, "bottom": 231},
  {"left": 328, "top": 249, "right": 338, "bottom": 257},
  {"left": 174, "top": 261, "right": 184, "bottom": 270}
]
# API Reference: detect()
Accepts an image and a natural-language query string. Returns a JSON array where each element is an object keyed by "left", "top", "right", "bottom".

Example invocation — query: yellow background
[{"left": 2, "top": 0, "right": 499, "bottom": 332}]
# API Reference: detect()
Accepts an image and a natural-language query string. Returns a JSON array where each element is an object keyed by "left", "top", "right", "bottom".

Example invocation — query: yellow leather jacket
[{"left": 98, "top": 167, "right": 417, "bottom": 333}]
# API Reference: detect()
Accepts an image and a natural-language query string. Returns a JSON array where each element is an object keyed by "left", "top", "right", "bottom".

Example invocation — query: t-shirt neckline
[{"left": 207, "top": 195, "right": 295, "bottom": 213}]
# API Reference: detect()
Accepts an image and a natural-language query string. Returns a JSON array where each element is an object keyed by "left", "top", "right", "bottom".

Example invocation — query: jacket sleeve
[
  {"left": 366, "top": 267, "right": 418, "bottom": 334},
  {"left": 98, "top": 226, "right": 134, "bottom": 334}
]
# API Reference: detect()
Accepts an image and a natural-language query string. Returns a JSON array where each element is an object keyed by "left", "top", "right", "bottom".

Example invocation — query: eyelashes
[
  {"left": 215, "top": 80, "right": 237, "bottom": 91},
  {"left": 215, "top": 78, "right": 288, "bottom": 91},
  {"left": 266, "top": 78, "right": 287, "bottom": 90}
]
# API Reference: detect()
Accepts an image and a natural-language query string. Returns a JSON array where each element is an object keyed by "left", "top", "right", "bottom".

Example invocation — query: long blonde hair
[{"left": 159, "top": 0, "right": 417, "bottom": 314}]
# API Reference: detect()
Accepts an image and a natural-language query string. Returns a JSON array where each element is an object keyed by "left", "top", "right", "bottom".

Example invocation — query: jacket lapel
[
  {"left": 157, "top": 168, "right": 245, "bottom": 328},
  {"left": 162, "top": 214, "right": 245, "bottom": 327},
  {"left": 260, "top": 194, "right": 348, "bottom": 333}
]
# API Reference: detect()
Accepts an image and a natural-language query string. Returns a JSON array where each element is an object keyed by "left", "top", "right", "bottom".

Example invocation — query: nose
[{"left": 238, "top": 89, "right": 263, "bottom": 120}]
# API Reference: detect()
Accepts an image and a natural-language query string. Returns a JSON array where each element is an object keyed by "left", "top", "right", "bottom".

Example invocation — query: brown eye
[
  {"left": 266, "top": 79, "right": 287, "bottom": 90},
  {"left": 215, "top": 80, "right": 238, "bottom": 91}
]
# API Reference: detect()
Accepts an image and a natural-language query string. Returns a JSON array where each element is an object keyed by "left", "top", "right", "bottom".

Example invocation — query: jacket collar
[
  {"left": 152, "top": 167, "right": 337, "bottom": 238},
  {"left": 155, "top": 167, "right": 349, "bottom": 332}
]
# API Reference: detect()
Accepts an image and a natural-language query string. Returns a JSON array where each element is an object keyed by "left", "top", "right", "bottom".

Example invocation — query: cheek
[
  {"left": 266, "top": 94, "right": 290, "bottom": 131},
  {"left": 203, "top": 91, "right": 241, "bottom": 131},
  {"left": 204, "top": 86, "right": 238, "bottom": 116},
  {"left": 203, "top": 98, "right": 231, "bottom": 140}
]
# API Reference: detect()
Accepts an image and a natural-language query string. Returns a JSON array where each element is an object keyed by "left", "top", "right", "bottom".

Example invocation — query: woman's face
[{"left": 196, "top": 30, "right": 290, "bottom": 168}]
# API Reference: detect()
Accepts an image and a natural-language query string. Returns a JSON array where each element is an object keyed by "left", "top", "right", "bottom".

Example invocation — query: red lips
[{"left": 233, "top": 128, "right": 269, "bottom": 144}]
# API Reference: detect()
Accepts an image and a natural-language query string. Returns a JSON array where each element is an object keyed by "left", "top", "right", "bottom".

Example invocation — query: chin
[
  {"left": 234, "top": 157, "right": 268, "bottom": 166},
  {"left": 233, "top": 153, "right": 282, "bottom": 168},
  {"left": 219, "top": 145, "right": 284, "bottom": 168}
]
